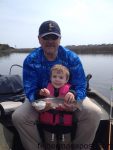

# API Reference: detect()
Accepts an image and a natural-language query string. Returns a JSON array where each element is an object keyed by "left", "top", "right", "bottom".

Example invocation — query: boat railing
[{"left": 9, "top": 64, "right": 23, "bottom": 75}]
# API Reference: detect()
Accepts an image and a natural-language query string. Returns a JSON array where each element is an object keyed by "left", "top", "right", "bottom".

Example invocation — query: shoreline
[{"left": 0, "top": 44, "right": 113, "bottom": 54}]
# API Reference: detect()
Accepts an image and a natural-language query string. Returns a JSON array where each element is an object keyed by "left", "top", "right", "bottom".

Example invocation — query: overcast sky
[{"left": 0, "top": 0, "right": 113, "bottom": 48}]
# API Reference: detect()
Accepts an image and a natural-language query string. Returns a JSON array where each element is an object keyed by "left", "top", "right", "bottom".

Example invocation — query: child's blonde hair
[{"left": 51, "top": 64, "right": 70, "bottom": 81}]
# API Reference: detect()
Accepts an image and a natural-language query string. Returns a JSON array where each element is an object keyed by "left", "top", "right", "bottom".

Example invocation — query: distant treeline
[
  {"left": 0, "top": 44, "right": 14, "bottom": 51},
  {"left": 0, "top": 44, "right": 33, "bottom": 53},
  {"left": 0, "top": 43, "right": 113, "bottom": 54},
  {"left": 66, "top": 44, "right": 113, "bottom": 54}
]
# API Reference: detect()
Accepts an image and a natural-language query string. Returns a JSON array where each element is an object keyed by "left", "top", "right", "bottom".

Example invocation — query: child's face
[{"left": 51, "top": 70, "right": 67, "bottom": 88}]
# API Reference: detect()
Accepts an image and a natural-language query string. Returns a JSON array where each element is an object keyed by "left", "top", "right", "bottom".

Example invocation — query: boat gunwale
[{"left": 87, "top": 89, "right": 113, "bottom": 118}]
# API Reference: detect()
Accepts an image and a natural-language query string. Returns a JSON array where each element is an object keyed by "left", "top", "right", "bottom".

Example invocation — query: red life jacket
[
  {"left": 39, "top": 83, "right": 73, "bottom": 126},
  {"left": 47, "top": 83, "right": 71, "bottom": 98}
]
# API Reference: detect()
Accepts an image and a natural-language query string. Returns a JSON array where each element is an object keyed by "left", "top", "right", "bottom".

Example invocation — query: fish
[{"left": 35, "top": 97, "right": 82, "bottom": 111}]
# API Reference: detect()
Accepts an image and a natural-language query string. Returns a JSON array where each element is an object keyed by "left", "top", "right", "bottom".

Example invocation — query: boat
[
  {"left": 0, "top": 66, "right": 113, "bottom": 150},
  {"left": 87, "top": 89, "right": 113, "bottom": 150}
]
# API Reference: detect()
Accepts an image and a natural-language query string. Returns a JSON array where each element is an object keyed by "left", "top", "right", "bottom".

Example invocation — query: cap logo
[{"left": 49, "top": 23, "right": 54, "bottom": 31}]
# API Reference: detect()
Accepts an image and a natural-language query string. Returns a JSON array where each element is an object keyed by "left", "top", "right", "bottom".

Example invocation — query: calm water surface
[{"left": 0, "top": 53, "right": 113, "bottom": 100}]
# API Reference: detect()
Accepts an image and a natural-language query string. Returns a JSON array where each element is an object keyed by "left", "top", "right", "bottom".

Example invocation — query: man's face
[
  {"left": 51, "top": 70, "right": 67, "bottom": 89},
  {"left": 38, "top": 34, "right": 61, "bottom": 58}
]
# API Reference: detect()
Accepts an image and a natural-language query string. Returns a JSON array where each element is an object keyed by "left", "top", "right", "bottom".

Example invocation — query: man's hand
[{"left": 39, "top": 88, "right": 50, "bottom": 97}]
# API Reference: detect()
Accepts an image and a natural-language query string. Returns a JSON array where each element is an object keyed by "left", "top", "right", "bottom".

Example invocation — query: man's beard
[
  {"left": 44, "top": 48, "right": 58, "bottom": 60},
  {"left": 44, "top": 50, "right": 58, "bottom": 56}
]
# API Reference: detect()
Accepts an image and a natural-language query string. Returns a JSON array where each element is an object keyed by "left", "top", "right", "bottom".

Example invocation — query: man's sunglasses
[{"left": 42, "top": 34, "right": 59, "bottom": 40}]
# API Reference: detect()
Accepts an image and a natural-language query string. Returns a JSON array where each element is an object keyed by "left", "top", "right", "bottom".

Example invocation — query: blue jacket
[{"left": 23, "top": 45, "right": 86, "bottom": 102}]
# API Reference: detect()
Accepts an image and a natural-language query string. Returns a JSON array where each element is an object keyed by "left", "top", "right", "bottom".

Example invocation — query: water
[
  {"left": 0, "top": 52, "right": 113, "bottom": 100},
  {"left": 80, "top": 54, "right": 113, "bottom": 100}
]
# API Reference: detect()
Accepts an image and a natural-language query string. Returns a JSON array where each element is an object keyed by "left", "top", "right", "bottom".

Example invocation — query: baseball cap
[{"left": 39, "top": 20, "right": 61, "bottom": 37}]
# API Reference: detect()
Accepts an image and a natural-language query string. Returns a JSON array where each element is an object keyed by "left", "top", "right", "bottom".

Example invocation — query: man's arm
[
  {"left": 69, "top": 54, "right": 86, "bottom": 101},
  {"left": 23, "top": 57, "right": 40, "bottom": 102}
]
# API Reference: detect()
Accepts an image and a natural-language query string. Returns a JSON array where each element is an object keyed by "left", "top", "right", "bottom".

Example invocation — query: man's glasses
[{"left": 42, "top": 34, "right": 59, "bottom": 40}]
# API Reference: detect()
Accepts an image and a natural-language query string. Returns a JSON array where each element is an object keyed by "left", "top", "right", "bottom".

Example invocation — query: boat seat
[
  {"left": 0, "top": 101, "right": 22, "bottom": 114},
  {"left": 0, "top": 101, "right": 22, "bottom": 126}
]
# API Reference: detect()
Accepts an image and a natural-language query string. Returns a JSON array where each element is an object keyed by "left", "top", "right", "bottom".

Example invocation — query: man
[{"left": 12, "top": 20, "right": 102, "bottom": 150}]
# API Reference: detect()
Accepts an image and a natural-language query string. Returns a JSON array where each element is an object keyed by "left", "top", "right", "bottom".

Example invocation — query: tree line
[
  {"left": 66, "top": 44, "right": 113, "bottom": 54},
  {"left": 0, "top": 43, "right": 113, "bottom": 54}
]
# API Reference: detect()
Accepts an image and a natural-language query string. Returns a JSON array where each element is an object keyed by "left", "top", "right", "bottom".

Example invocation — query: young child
[
  {"left": 33, "top": 64, "right": 78, "bottom": 144},
  {"left": 33, "top": 64, "right": 76, "bottom": 111}
]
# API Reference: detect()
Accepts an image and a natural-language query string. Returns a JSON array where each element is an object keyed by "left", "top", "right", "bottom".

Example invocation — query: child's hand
[
  {"left": 39, "top": 88, "right": 50, "bottom": 97},
  {"left": 64, "top": 92, "right": 75, "bottom": 104},
  {"left": 63, "top": 92, "right": 79, "bottom": 111}
]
